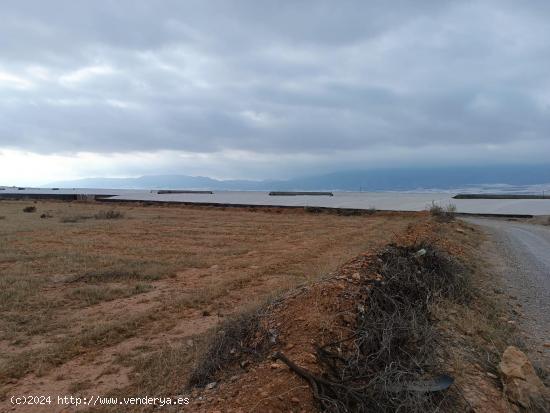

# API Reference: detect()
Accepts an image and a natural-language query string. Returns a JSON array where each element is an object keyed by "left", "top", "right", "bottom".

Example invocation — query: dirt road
[{"left": 464, "top": 217, "right": 550, "bottom": 369}]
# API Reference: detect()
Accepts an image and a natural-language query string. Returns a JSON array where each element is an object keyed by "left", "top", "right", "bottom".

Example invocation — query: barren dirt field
[{"left": 0, "top": 200, "right": 418, "bottom": 412}]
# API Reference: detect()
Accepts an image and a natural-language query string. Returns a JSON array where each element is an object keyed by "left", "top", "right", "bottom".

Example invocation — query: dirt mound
[
  {"left": 302, "top": 243, "right": 469, "bottom": 412},
  {"left": 187, "top": 253, "right": 372, "bottom": 412},
  {"left": 187, "top": 244, "right": 468, "bottom": 412},
  {"left": 187, "top": 220, "right": 513, "bottom": 412}
]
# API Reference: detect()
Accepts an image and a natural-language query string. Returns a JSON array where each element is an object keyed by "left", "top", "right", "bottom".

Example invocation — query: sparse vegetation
[
  {"left": 429, "top": 201, "right": 457, "bottom": 222},
  {"left": 22, "top": 206, "right": 36, "bottom": 213},
  {"left": 68, "top": 379, "right": 93, "bottom": 393},
  {"left": 188, "top": 306, "right": 271, "bottom": 387},
  {"left": 94, "top": 210, "right": 124, "bottom": 220},
  {"left": 0, "top": 199, "right": 414, "bottom": 408},
  {"left": 304, "top": 206, "right": 323, "bottom": 213},
  {"left": 0, "top": 274, "right": 44, "bottom": 311},
  {"left": 336, "top": 208, "right": 361, "bottom": 216},
  {"left": 68, "top": 284, "right": 152, "bottom": 306},
  {"left": 68, "top": 261, "right": 171, "bottom": 282},
  {"left": 129, "top": 342, "right": 196, "bottom": 396},
  {"left": 1, "top": 313, "right": 154, "bottom": 383},
  {"left": 60, "top": 210, "right": 123, "bottom": 222},
  {"left": 59, "top": 214, "right": 92, "bottom": 223}
]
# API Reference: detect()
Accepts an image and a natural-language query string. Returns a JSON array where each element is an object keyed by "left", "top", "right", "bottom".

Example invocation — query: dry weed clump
[
  {"left": 59, "top": 210, "right": 123, "bottom": 222},
  {"left": 22, "top": 206, "right": 36, "bottom": 213},
  {"left": 281, "top": 243, "right": 470, "bottom": 412},
  {"left": 429, "top": 202, "right": 457, "bottom": 222},
  {"left": 94, "top": 210, "right": 124, "bottom": 220},
  {"left": 130, "top": 342, "right": 195, "bottom": 396},
  {"left": 304, "top": 206, "right": 324, "bottom": 214},
  {"left": 336, "top": 208, "right": 362, "bottom": 216},
  {"left": 59, "top": 214, "right": 92, "bottom": 223},
  {"left": 188, "top": 306, "right": 272, "bottom": 387}
]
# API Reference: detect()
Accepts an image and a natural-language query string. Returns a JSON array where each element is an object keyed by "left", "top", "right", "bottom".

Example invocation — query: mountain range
[{"left": 45, "top": 164, "right": 550, "bottom": 192}]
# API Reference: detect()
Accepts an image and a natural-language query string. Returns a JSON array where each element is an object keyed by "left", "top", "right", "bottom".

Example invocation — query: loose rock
[
  {"left": 206, "top": 381, "right": 218, "bottom": 390},
  {"left": 498, "top": 346, "right": 549, "bottom": 409}
]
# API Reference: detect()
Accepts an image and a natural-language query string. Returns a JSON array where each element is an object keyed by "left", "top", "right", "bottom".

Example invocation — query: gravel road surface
[{"left": 465, "top": 218, "right": 550, "bottom": 369}]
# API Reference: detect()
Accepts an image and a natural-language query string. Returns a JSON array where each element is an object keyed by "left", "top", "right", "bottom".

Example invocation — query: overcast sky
[{"left": 1, "top": 0, "right": 550, "bottom": 185}]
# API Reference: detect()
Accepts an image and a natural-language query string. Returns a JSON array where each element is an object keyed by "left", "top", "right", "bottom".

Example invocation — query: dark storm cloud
[{"left": 1, "top": 0, "right": 550, "bottom": 166}]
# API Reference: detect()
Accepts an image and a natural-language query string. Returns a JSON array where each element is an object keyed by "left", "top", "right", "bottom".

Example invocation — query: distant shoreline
[{"left": 454, "top": 194, "right": 549, "bottom": 200}]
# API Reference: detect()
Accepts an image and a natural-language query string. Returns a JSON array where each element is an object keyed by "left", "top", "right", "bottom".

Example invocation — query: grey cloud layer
[{"left": 1, "top": 0, "right": 550, "bottom": 163}]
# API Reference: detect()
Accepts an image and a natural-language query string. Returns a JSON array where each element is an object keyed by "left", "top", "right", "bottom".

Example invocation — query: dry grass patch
[
  {"left": 68, "top": 284, "right": 152, "bottom": 306},
  {"left": 189, "top": 305, "right": 272, "bottom": 387},
  {"left": 0, "top": 200, "right": 417, "bottom": 408},
  {"left": 68, "top": 379, "right": 94, "bottom": 393},
  {"left": 94, "top": 210, "right": 124, "bottom": 220},
  {"left": 69, "top": 261, "right": 171, "bottom": 283},
  {"left": 60, "top": 214, "right": 93, "bottom": 223},
  {"left": 0, "top": 274, "right": 44, "bottom": 311},
  {"left": 59, "top": 209, "right": 123, "bottom": 223},
  {"left": 128, "top": 343, "right": 197, "bottom": 397},
  {"left": 0, "top": 312, "right": 155, "bottom": 383}
]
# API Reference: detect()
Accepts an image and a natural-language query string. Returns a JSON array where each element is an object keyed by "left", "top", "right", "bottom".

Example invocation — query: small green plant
[{"left": 23, "top": 206, "right": 36, "bottom": 213}]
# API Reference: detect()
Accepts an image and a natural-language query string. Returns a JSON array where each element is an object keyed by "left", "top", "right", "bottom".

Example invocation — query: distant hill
[
  {"left": 46, "top": 175, "right": 273, "bottom": 190},
  {"left": 46, "top": 164, "right": 550, "bottom": 191}
]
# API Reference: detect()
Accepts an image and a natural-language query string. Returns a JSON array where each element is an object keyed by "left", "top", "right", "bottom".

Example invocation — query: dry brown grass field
[{"left": 0, "top": 200, "right": 418, "bottom": 412}]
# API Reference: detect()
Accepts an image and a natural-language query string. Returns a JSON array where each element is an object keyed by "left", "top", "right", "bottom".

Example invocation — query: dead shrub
[
  {"left": 23, "top": 206, "right": 36, "bottom": 213},
  {"left": 336, "top": 208, "right": 361, "bottom": 216},
  {"left": 94, "top": 210, "right": 124, "bottom": 220},
  {"left": 429, "top": 202, "right": 456, "bottom": 222},
  {"left": 281, "top": 243, "right": 470, "bottom": 412},
  {"left": 59, "top": 214, "right": 92, "bottom": 223},
  {"left": 188, "top": 306, "right": 271, "bottom": 387},
  {"left": 304, "top": 206, "right": 324, "bottom": 214}
]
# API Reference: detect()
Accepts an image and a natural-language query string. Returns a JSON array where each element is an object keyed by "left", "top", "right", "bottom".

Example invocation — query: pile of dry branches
[{"left": 278, "top": 243, "right": 470, "bottom": 412}]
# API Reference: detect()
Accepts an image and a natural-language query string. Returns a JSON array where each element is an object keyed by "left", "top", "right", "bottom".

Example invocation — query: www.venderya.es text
[{"left": 11, "top": 395, "right": 190, "bottom": 407}]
